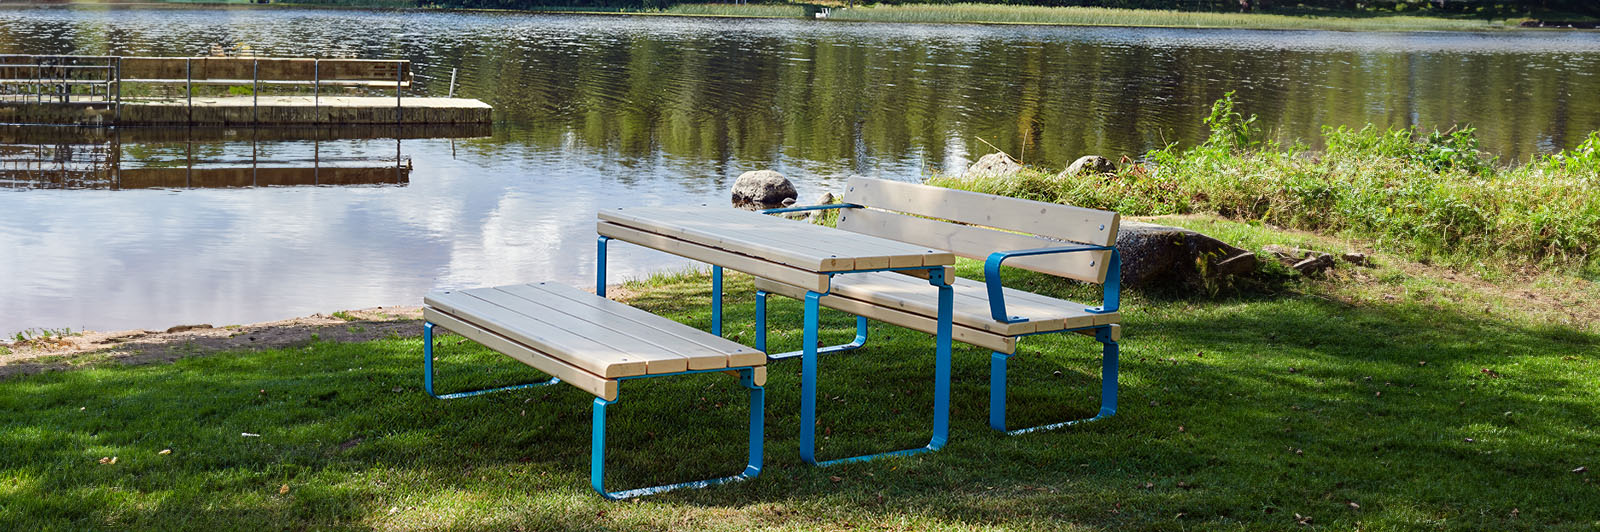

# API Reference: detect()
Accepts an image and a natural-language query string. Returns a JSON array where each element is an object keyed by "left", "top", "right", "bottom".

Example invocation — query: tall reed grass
[{"left": 932, "top": 93, "right": 1600, "bottom": 276}]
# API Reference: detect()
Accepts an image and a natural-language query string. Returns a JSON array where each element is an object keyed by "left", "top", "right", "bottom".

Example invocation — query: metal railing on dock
[{"left": 0, "top": 55, "right": 483, "bottom": 127}]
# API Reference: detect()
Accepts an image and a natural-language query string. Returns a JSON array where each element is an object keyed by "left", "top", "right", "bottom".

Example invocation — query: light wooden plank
[
  {"left": 462, "top": 288, "right": 691, "bottom": 375},
  {"left": 598, "top": 221, "right": 831, "bottom": 293},
  {"left": 838, "top": 208, "right": 1112, "bottom": 284},
  {"left": 602, "top": 207, "right": 848, "bottom": 271},
  {"left": 844, "top": 176, "right": 1120, "bottom": 247},
  {"left": 507, "top": 282, "right": 765, "bottom": 370},
  {"left": 822, "top": 271, "right": 1116, "bottom": 335},
  {"left": 424, "top": 290, "right": 650, "bottom": 378},
  {"left": 423, "top": 307, "right": 618, "bottom": 401},
  {"left": 601, "top": 206, "right": 953, "bottom": 272},
  {"left": 754, "top": 277, "right": 1017, "bottom": 354}
]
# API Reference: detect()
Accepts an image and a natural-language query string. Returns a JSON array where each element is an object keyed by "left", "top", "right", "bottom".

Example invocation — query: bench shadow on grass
[{"left": 1, "top": 279, "right": 1597, "bottom": 529}]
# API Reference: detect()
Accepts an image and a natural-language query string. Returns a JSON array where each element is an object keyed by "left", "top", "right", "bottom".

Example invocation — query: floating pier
[{"left": 0, "top": 55, "right": 491, "bottom": 126}]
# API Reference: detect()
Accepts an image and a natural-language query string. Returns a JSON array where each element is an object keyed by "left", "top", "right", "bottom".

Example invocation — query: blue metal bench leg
[
  {"left": 989, "top": 326, "right": 1119, "bottom": 435},
  {"left": 799, "top": 269, "right": 952, "bottom": 465},
  {"left": 423, "top": 321, "right": 561, "bottom": 400},
  {"left": 596, "top": 236, "right": 610, "bottom": 297},
  {"left": 712, "top": 265, "right": 723, "bottom": 337},
  {"left": 756, "top": 290, "right": 869, "bottom": 361},
  {"left": 591, "top": 368, "right": 766, "bottom": 499}
]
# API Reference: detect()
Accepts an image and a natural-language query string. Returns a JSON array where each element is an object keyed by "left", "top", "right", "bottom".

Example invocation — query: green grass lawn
[{"left": 3, "top": 218, "right": 1598, "bottom": 530}]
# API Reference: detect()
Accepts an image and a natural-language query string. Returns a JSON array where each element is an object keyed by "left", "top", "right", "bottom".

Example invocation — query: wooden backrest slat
[
  {"left": 843, "top": 176, "right": 1119, "bottom": 247},
  {"left": 837, "top": 207, "right": 1112, "bottom": 284}
]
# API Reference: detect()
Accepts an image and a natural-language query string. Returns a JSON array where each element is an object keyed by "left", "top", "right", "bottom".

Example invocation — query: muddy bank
[{"left": 0, "top": 306, "right": 423, "bottom": 379}]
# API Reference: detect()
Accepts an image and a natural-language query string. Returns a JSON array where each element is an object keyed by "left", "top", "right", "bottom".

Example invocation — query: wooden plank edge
[{"left": 423, "top": 307, "right": 618, "bottom": 401}]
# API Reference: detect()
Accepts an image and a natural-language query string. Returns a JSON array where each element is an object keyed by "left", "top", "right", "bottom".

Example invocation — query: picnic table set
[{"left": 419, "top": 177, "right": 1125, "bottom": 499}]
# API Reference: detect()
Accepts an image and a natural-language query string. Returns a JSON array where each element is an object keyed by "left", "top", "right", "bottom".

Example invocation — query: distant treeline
[{"left": 278, "top": 0, "right": 1599, "bottom": 17}]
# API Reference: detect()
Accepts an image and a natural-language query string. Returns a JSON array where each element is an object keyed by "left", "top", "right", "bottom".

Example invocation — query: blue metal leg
[
  {"left": 797, "top": 267, "right": 952, "bottom": 466},
  {"left": 590, "top": 368, "right": 766, "bottom": 500},
  {"left": 423, "top": 321, "right": 560, "bottom": 400},
  {"left": 991, "top": 326, "right": 1120, "bottom": 435},
  {"left": 755, "top": 290, "right": 768, "bottom": 353},
  {"left": 712, "top": 265, "right": 723, "bottom": 337},
  {"left": 596, "top": 236, "right": 611, "bottom": 297}
]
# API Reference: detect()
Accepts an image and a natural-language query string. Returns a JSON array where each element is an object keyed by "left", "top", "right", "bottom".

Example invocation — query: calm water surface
[{"left": 2, "top": 7, "right": 1598, "bottom": 331}]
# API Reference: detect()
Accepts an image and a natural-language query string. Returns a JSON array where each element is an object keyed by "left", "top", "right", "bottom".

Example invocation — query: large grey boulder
[
  {"left": 1115, "top": 220, "right": 1257, "bottom": 287},
  {"left": 1060, "top": 155, "right": 1116, "bottom": 177},
  {"left": 731, "top": 170, "right": 797, "bottom": 210},
  {"left": 964, "top": 153, "right": 1022, "bottom": 178}
]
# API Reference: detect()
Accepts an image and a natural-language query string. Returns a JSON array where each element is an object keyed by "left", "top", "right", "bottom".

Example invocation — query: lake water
[{"left": 2, "top": 6, "right": 1598, "bottom": 332}]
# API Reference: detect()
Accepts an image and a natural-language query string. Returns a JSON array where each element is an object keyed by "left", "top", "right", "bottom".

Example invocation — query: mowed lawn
[{"left": 2, "top": 226, "right": 1597, "bottom": 530}]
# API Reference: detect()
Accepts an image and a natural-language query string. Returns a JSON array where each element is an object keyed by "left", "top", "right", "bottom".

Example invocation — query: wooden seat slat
[
  {"left": 425, "top": 289, "right": 652, "bottom": 378},
  {"left": 502, "top": 282, "right": 765, "bottom": 370},
  {"left": 423, "top": 307, "right": 620, "bottom": 401},
  {"left": 754, "top": 277, "right": 1017, "bottom": 353},
  {"left": 755, "top": 272, "right": 1117, "bottom": 336},
  {"left": 460, "top": 287, "right": 699, "bottom": 376}
]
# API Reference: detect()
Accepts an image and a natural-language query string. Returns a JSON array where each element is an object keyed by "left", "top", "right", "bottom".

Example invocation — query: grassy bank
[
  {"left": 3, "top": 220, "right": 1598, "bottom": 529},
  {"left": 824, "top": 3, "right": 1527, "bottom": 32},
  {"left": 934, "top": 94, "right": 1600, "bottom": 278}
]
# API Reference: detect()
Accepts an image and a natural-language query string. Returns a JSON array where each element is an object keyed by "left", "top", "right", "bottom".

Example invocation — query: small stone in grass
[{"left": 278, "top": 484, "right": 290, "bottom": 495}]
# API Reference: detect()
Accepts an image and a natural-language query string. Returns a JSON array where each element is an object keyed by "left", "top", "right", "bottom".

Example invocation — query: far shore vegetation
[
  {"left": 31, "top": 0, "right": 1600, "bottom": 32},
  {"left": 934, "top": 92, "right": 1600, "bottom": 279}
]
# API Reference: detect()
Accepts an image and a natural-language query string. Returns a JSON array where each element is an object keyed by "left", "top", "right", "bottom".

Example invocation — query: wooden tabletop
[{"left": 598, "top": 205, "right": 955, "bottom": 292}]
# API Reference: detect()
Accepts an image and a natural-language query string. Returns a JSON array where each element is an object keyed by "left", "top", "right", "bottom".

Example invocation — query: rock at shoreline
[
  {"left": 1116, "top": 220, "right": 1257, "bottom": 287},
  {"left": 1060, "top": 155, "right": 1116, "bottom": 177},
  {"left": 165, "top": 324, "right": 213, "bottom": 334},
  {"left": 731, "top": 170, "right": 797, "bottom": 210},
  {"left": 964, "top": 152, "right": 1022, "bottom": 178}
]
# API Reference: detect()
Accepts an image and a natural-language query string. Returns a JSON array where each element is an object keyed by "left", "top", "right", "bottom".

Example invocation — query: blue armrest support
[
  {"left": 985, "top": 245, "right": 1121, "bottom": 324},
  {"left": 759, "top": 203, "right": 862, "bottom": 215}
]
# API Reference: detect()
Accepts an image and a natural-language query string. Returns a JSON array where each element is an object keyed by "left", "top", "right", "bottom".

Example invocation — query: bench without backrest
[
  {"left": 753, "top": 176, "right": 1123, "bottom": 434},
  {"left": 422, "top": 281, "right": 766, "bottom": 499}
]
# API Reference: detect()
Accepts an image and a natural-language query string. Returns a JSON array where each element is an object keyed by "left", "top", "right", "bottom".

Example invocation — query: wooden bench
[
  {"left": 421, "top": 281, "right": 767, "bottom": 499},
  {"left": 754, "top": 176, "right": 1123, "bottom": 435}
]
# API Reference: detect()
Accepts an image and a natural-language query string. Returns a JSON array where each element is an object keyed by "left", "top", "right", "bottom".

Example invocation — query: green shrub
[{"left": 932, "top": 94, "right": 1600, "bottom": 275}]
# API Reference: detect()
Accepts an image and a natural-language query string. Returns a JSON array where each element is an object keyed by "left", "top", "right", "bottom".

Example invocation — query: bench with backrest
[
  {"left": 754, "top": 176, "right": 1122, "bottom": 435},
  {"left": 421, "top": 281, "right": 767, "bottom": 499}
]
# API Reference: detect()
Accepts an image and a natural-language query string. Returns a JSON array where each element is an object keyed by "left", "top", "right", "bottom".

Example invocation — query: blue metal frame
[
  {"left": 599, "top": 221, "right": 956, "bottom": 466},
  {"left": 424, "top": 320, "right": 765, "bottom": 500},
  {"left": 989, "top": 325, "right": 1118, "bottom": 434},
  {"left": 592, "top": 367, "right": 765, "bottom": 499},
  {"left": 984, "top": 246, "right": 1121, "bottom": 323},
  {"left": 755, "top": 289, "right": 869, "bottom": 360},
  {"left": 793, "top": 267, "right": 953, "bottom": 466},
  {"left": 423, "top": 321, "right": 562, "bottom": 399}
]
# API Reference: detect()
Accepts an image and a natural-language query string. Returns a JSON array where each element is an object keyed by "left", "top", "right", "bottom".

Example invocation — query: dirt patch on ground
[{"left": 0, "top": 306, "right": 423, "bottom": 379}]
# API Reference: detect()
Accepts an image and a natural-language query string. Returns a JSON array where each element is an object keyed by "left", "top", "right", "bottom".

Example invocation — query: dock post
[
  {"left": 253, "top": 59, "right": 259, "bottom": 124},
  {"left": 448, "top": 68, "right": 456, "bottom": 98},
  {"left": 313, "top": 58, "right": 319, "bottom": 121},
  {"left": 186, "top": 58, "right": 192, "bottom": 123},
  {"left": 395, "top": 60, "right": 402, "bottom": 126},
  {"left": 115, "top": 56, "right": 122, "bottom": 124}
]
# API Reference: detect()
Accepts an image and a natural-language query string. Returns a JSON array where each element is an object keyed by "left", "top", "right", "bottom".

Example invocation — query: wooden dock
[{"left": 0, "top": 55, "right": 492, "bottom": 126}]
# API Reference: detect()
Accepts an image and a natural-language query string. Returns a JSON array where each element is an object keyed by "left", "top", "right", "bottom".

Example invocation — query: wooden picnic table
[{"left": 594, "top": 204, "right": 958, "bottom": 466}]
